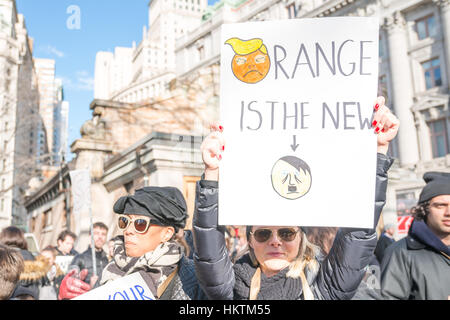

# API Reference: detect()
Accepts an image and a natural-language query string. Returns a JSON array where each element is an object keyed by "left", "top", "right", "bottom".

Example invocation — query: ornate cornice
[
  {"left": 303, "top": 0, "right": 356, "bottom": 17},
  {"left": 383, "top": 11, "right": 406, "bottom": 33},
  {"left": 433, "top": 0, "right": 450, "bottom": 9}
]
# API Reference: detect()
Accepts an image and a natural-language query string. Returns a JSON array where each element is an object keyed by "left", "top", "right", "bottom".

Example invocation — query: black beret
[
  {"left": 113, "top": 186, "right": 187, "bottom": 231},
  {"left": 418, "top": 172, "right": 450, "bottom": 204}
]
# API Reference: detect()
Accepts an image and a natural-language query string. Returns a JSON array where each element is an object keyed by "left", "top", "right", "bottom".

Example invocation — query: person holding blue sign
[
  {"left": 58, "top": 186, "right": 206, "bottom": 300},
  {"left": 193, "top": 96, "right": 400, "bottom": 300}
]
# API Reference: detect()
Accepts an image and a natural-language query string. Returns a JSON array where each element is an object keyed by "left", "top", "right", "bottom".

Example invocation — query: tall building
[
  {"left": 174, "top": 0, "right": 450, "bottom": 237},
  {"left": 52, "top": 79, "right": 69, "bottom": 164},
  {"left": 0, "top": 0, "right": 41, "bottom": 229},
  {"left": 94, "top": 0, "right": 208, "bottom": 104},
  {"left": 34, "top": 58, "right": 70, "bottom": 166}
]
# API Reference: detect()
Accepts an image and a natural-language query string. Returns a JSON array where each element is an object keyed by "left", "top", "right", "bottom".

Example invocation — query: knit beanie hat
[{"left": 418, "top": 172, "right": 450, "bottom": 204}]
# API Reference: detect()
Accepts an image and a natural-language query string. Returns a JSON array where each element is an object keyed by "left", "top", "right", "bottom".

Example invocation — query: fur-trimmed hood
[{"left": 19, "top": 255, "right": 64, "bottom": 284}]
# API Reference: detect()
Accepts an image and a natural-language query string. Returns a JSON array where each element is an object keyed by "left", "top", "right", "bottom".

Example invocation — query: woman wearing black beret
[{"left": 58, "top": 186, "right": 206, "bottom": 300}]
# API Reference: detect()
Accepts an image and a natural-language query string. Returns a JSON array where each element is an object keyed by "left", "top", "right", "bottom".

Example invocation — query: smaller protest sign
[
  {"left": 73, "top": 272, "right": 155, "bottom": 300},
  {"left": 55, "top": 256, "right": 75, "bottom": 274},
  {"left": 397, "top": 216, "right": 414, "bottom": 236}
]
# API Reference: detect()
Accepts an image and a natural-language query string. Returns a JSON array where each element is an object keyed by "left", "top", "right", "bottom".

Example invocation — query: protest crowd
[
  {"left": 1, "top": 0, "right": 450, "bottom": 311},
  {"left": 0, "top": 95, "right": 448, "bottom": 302}
]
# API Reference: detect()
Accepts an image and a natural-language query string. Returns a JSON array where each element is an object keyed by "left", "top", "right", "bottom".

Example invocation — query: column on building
[
  {"left": 415, "top": 110, "right": 433, "bottom": 162},
  {"left": 434, "top": 0, "right": 450, "bottom": 90},
  {"left": 384, "top": 11, "right": 420, "bottom": 167}
]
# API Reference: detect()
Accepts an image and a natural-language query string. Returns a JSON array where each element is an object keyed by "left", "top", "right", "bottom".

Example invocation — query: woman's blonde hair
[{"left": 236, "top": 227, "right": 320, "bottom": 300}]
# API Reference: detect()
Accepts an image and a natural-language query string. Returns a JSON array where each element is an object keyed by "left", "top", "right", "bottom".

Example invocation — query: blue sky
[{"left": 16, "top": 0, "right": 219, "bottom": 160}]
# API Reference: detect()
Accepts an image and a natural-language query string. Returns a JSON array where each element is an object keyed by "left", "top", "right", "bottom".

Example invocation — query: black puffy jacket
[{"left": 193, "top": 153, "right": 393, "bottom": 300}]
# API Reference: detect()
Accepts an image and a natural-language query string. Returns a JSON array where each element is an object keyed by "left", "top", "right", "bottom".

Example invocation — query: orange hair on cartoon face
[{"left": 225, "top": 38, "right": 270, "bottom": 84}]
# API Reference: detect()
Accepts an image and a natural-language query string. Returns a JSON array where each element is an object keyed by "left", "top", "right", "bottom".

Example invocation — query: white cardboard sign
[
  {"left": 218, "top": 17, "right": 379, "bottom": 228},
  {"left": 73, "top": 272, "right": 155, "bottom": 300},
  {"left": 55, "top": 256, "right": 75, "bottom": 274}
]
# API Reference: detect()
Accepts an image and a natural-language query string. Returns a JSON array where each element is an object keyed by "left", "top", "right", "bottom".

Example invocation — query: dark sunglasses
[
  {"left": 117, "top": 215, "right": 151, "bottom": 234},
  {"left": 250, "top": 228, "right": 300, "bottom": 243}
]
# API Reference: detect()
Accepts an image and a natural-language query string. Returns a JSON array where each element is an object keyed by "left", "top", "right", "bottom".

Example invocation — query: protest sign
[
  {"left": 55, "top": 256, "right": 75, "bottom": 274},
  {"left": 397, "top": 215, "right": 414, "bottom": 236},
  {"left": 218, "top": 17, "right": 379, "bottom": 228},
  {"left": 73, "top": 272, "right": 155, "bottom": 300}
]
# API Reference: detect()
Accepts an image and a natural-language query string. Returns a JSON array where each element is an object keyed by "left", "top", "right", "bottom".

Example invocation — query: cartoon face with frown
[
  {"left": 271, "top": 156, "right": 312, "bottom": 200},
  {"left": 225, "top": 38, "right": 270, "bottom": 84}
]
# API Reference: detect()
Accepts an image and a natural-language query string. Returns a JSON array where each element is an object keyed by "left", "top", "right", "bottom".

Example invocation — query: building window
[
  {"left": 428, "top": 119, "right": 449, "bottom": 158},
  {"left": 416, "top": 15, "right": 437, "bottom": 40},
  {"left": 378, "top": 75, "right": 388, "bottom": 105},
  {"left": 286, "top": 3, "right": 297, "bottom": 19},
  {"left": 124, "top": 181, "right": 133, "bottom": 194},
  {"left": 422, "top": 58, "right": 442, "bottom": 89},
  {"left": 42, "top": 209, "right": 52, "bottom": 229},
  {"left": 379, "top": 34, "right": 385, "bottom": 58},
  {"left": 198, "top": 45, "right": 205, "bottom": 60}
]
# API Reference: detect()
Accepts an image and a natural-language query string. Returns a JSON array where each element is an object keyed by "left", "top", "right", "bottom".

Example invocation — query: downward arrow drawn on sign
[{"left": 290, "top": 135, "right": 299, "bottom": 152}]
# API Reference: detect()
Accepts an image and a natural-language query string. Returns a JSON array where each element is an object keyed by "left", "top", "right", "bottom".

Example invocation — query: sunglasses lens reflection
[
  {"left": 118, "top": 217, "right": 129, "bottom": 229},
  {"left": 253, "top": 229, "right": 272, "bottom": 242},
  {"left": 278, "top": 228, "right": 297, "bottom": 241},
  {"left": 134, "top": 219, "right": 149, "bottom": 233},
  {"left": 253, "top": 228, "right": 298, "bottom": 242}
]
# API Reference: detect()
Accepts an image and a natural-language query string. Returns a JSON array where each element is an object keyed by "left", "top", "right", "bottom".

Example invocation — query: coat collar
[{"left": 407, "top": 220, "right": 450, "bottom": 260}]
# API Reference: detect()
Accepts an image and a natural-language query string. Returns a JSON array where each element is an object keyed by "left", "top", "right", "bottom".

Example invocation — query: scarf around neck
[
  {"left": 100, "top": 236, "right": 182, "bottom": 287},
  {"left": 233, "top": 254, "right": 303, "bottom": 300}
]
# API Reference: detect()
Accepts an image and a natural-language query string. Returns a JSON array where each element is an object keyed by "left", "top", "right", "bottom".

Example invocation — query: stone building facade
[
  {"left": 0, "top": 0, "right": 42, "bottom": 230},
  {"left": 24, "top": 97, "right": 204, "bottom": 252},
  {"left": 25, "top": 0, "right": 450, "bottom": 249},
  {"left": 173, "top": 0, "right": 450, "bottom": 238}
]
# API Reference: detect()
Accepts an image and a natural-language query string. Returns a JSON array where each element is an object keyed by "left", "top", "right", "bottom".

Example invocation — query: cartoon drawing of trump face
[
  {"left": 225, "top": 38, "right": 270, "bottom": 84},
  {"left": 271, "top": 156, "right": 312, "bottom": 200}
]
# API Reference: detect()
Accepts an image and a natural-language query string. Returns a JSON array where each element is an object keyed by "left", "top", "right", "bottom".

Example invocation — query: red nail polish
[
  {"left": 374, "top": 104, "right": 379, "bottom": 111},
  {"left": 219, "top": 125, "right": 223, "bottom": 132},
  {"left": 381, "top": 128, "right": 385, "bottom": 133},
  {"left": 218, "top": 154, "right": 222, "bottom": 160},
  {"left": 222, "top": 145, "right": 225, "bottom": 151},
  {"left": 375, "top": 127, "right": 380, "bottom": 133},
  {"left": 372, "top": 120, "right": 377, "bottom": 127}
]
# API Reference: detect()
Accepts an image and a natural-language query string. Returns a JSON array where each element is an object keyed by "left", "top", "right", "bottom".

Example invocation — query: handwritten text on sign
[
  {"left": 219, "top": 18, "right": 379, "bottom": 228},
  {"left": 73, "top": 272, "right": 155, "bottom": 300}
]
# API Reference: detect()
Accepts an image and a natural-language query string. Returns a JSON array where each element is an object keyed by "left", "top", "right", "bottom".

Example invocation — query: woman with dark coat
[
  {"left": 58, "top": 186, "right": 207, "bottom": 300},
  {"left": 193, "top": 97, "right": 400, "bottom": 300},
  {"left": 0, "top": 226, "right": 40, "bottom": 299}
]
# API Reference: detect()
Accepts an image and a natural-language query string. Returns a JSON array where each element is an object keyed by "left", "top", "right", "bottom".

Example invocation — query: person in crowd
[
  {"left": 56, "top": 230, "right": 78, "bottom": 256},
  {"left": 0, "top": 226, "right": 39, "bottom": 299},
  {"left": 305, "top": 226, "right": 382, "bottom": 300},
  {"left": 183, "top": 229, "right": 195, "bottom": 260},
  {"left": 374, "top": 223, "right": 396, "bottom": 264},
  {"left": 58, "top": 186, "right": 207, "bottom": 300},
  {"left": 70, "top": 222, "right": 109, "bottom": 288},
  {"left": 380, "top": 172, "right": 450, "bottom": 300},
  {"left": 0, "top": 244, "right": 25, "bottom": 300},
  {"left": 107, "top": 237, "right": 116, "bottom": 261},
  {"left": 0, "top": 226, "right": 35, "bottom": 261},
  {"left": 193, "top": 97, "right": 399, "bottom": 300},
  {"left": 304, "top": 227, "right": 338, "bottom": 257},
  {"left": 38, "top": 246, "right": 65, "bottom": 300},
  {"left": 228, "top": 226, "right": 247, "bottom": 263}
]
